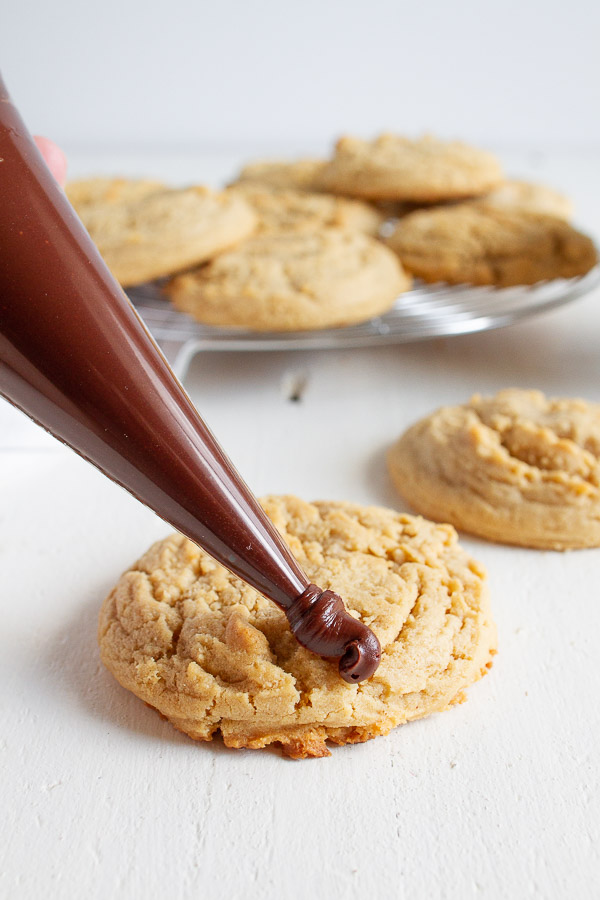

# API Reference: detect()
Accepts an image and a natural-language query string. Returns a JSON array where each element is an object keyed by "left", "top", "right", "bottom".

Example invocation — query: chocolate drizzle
[{"left": 0, "top": 75, "right": 381, "bottom": 682}]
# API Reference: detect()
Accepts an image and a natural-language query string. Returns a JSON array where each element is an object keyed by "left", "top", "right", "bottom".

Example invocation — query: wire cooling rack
[{"left": 127, "top": 267, "right": 600, "bottom": 378}]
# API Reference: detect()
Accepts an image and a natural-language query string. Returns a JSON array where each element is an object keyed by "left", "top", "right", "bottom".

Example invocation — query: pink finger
[{"left": 34, "top": 136, "right": 67, "bottom": 187}]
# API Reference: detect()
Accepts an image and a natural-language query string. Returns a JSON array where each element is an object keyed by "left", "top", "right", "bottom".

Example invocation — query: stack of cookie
[
  {"left": 67, "top": 133, "right": 598, "bottom": 333},
  {"left": 227, "top": 134, "right": 597, "bottom": 289},
  {"left": 67, "top": 171, "right": 411, "bottom": 332}
]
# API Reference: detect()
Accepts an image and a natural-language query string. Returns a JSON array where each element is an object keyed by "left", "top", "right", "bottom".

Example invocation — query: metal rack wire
[{"left": 128, "top": 267, "right": 600, "bottom": 377}]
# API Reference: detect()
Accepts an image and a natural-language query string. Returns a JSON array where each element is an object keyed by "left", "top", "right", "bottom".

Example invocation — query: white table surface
[{"left": 2, "top": 149, "right": 600, "bottom": 899}]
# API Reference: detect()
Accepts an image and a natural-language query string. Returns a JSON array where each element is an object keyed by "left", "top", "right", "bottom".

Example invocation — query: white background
[
  {"left": 2, "top": 5, "right": 600, "bottom": 899},
  {"left": 1, "top": 0, "right": 600, "bottom": 152}
]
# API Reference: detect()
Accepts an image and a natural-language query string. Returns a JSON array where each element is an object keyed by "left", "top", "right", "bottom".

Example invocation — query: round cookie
[
  {"left": 316, "top": 134, "right": 503, "bottom": 202},
  {"left": 388, "top": 389, "right": 600, "bottom": 550},
  {"left": 166, "top": 229, "right": 411, "bottom": 332},
  {"left": 230, "top": 158, "right": 325, "bottom": 192},
  {"left": 98, "top": 496, "right": 496, "bottom": 758},
  {"left": 227, "top": 185, "right": 384, "bottom": 236},
  {"left": 477, "top": 179, "right": 573, "bottom": 221},
  {"left": 385, "top": 204, "right": 597, "bottom": 286},
  {"left": 74, "top": 186, "right": 257, "bottom": 287},
  {"left": 66, "top": 176, "right": 166, "bottom": 210}
]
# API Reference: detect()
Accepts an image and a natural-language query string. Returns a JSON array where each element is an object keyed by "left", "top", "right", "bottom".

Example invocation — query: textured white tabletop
[{"left": 2, "top": 149, "right": 600, "bottom": 899}]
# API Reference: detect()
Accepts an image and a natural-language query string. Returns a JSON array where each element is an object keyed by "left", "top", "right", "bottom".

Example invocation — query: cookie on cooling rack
[
  {"left": 476, "top": 179, "right": 573, "bottom": 220},
  {"left": 98, "top": 495, "right": 496, "bottom": 758},
  {"left": 66, "top": 176, "right": 167, "bottom": 209},
  {"left": 227, "top": 185, "right": 384, "bottom": 236},
  {"left": 70, "top": 184, "right": 257, "bottom": 287},
  {"left": 385, "top": 204, "right": 597, "bottom": 286},
  {"left": 388, "top": 389, "right": 600, "bottom": 550},
  {"left": 316, "top": 134, "right": 503, "bottom": 202},
  {"left": 229, "top": 158, "right": 326, "bottom": 192},
  {"left": 165, "top": 229, "right": 410, "bottom": 332}
]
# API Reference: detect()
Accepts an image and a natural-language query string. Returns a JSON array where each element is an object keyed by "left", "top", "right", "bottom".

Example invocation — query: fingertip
[{"left": 34, "top": 135, "right": 67, "bottom": 187}]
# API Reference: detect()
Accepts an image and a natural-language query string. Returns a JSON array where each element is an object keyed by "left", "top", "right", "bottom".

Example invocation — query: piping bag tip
[
  {"left": 286, "top": 583, "right": 382, "bottom": 684},
  {"left": 338, "top": 630, "right": 382, "bottom": 684}
]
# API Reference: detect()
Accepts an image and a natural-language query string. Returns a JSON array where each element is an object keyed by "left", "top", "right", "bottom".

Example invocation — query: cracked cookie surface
[
  {"left": 98, "top": 496, "right": 496, "bottom": 758},
  {"left": 166, "top": 229, "right": 410, "bottom": 331},
  {"left": 388, "top": 389, "right": 600, "bottom": 549},
  {"left": 385, "top": 204, "right": 597, "bottom": 286},
  {"left": 316, "top": 134, "right": 503, "bottom": 202}
]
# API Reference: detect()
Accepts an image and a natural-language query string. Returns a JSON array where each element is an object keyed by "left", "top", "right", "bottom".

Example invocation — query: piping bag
[{"left": 0, "top": 76, "right": 381, "bottom": 683}]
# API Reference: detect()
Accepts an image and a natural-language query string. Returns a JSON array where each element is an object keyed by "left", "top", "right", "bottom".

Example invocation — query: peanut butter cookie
[
  {"left": 316, "top": 134, "right": 503, "bottom": 202},
  {"left": 66, "top": 176, "right": 166, "bottom": 209},
  {"left": 227, "top": 185, "right": 384, "bottom": 236},
  {"left": 166, "top": 229, "right": 410, "bottom": 331},
  {"left": 385, "top": 204, "right": 597, "bottom": 286},
  {"left": 230, "top": 158, "right": 325, "bottom": 192},
  {"left": 388, "top": 389, "right": 600, "bottom": 550},
  {"left": 98, "top": 496, "right": 496, "bottom": 758},
  {"left": 71, "top": 185, "right": 257, "bottom": 287},
  {"left": 477, "top": 179, "right": 573, "bottom": 220}
]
